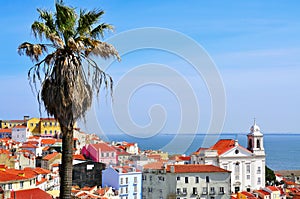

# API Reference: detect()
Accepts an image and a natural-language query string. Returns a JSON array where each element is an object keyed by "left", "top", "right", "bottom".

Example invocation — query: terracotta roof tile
[
  {"left": 41, "top": 139, "right": 56, "bottom": 145},
  {"left": 0, "top": 129, "right": 12, "bottom": 133},
  {"left": 166, "top": 164, "right": 230, "bottom": 173},
  {"left": 11, "top": 188, "right": 52, "bottom": 199},
  {"left": 91, "top": 143, "right": 117, "bottom": 152},
  {"left": 266, "top": 186, "right": 279, "bottom": 192},
  {"left": 209, "top": 139, "right": 236, "bottom": 155},
  {"left": 42, "top": 152, "right": 61, "bottom": 161},
  {"left": 73, "top": 154, "right": 86, "bottom": 160}
]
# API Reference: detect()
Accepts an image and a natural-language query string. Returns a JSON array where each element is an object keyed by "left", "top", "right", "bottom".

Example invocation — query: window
[
  {"left": 219, "top": 187, "right": 224, "bottom": 194},
  {"left": 235, "top": 162, "right": 240, "bottom": 174},
  {"left": 257, "top": 166, "right": 261, "bottom": 174},
  {"left": 120, "top": 178, "right": 123, "bottom": 185},
  {"left": 177, "top": 176, "right": 180, "bottom": 181},
  {"left": 106, "top": 152, "right": 109, "bottom": 157},
  {"left": 210, "top": 187, "right": 215, "bottom": 195},
  {"left": 142, "top": 175, "right": 146, "bottom": 181},
  {"left": 148, "top": 187, "right": 152, "bottom": 192},
  {"left": 101, "top": 153, "right": 104, "bottom": 157},
  {"left": 258, "top": 177, "right": 261, "bottom": 185},
  {"left": 247, "top": 175, "right": 251, "bottom": 180},
  {"left": 182, "top": 188, "right": 187, "bottom": 195},
  {"left": 185, "top": 177, "right": 189, "bottom": 183},
  {"left": 125, "top": 177, "right": 128, "bottom": 184},
  {"left": 30, "top": 123, "right": 33, "bottom": 127},
  {"left": 193, "top": 187, "right": 198, "bottom": 195},
  {"left": 125, "top": 187, "right": 128, "bottom": 193},
  {"left": 202, "top": 187, "right": 207, "bottom": 195},
  {"left": 44, "top": 130, "right": 47, "bottom": 134},
  {"left": 134, "top": 176, "right": 137, "bottom": 183},
  {"left": 20, "top": 181, "right": 24, "bottom": 189},
  {"left": 195, "top": 176, "right": 199, "bottom": 183},
  {"left": 8, "top": 183, "right": 12, "bottom": 189},
  {"left": 112, "top": 152, "right": 114, "bottom": 157},
  {"left": 134, "top": 185, "right": 137, "bottom": 192},
  {"left": 149, "top": 176, "right": 152, "bottom": 181},
  {"left": 176, "top": 188, "right": 180, "bottom": 194},
  {"left": 50, "top": 130, "right": 52, "bottom": 135},
  {"left": 246, "top": 164, "right": 250, "bottom": 173}
]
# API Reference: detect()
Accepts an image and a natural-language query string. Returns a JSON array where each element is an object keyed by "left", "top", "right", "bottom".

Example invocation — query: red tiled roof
[
  {"left": 42, "top": 152, "right": 60, "bottom": 161},
  {"left": 40, "top": 118, "right": 56, "bottom": 121},
  {"left": 166, "top": 164, "right": 230, "bottom": 173},
  {"left": 20, "top": 143, "right": 38, "bottom": 148},
  {"left": 10, "top": 188, "right": 52, "bottom": 199},
  {"left": 256, "top": 189, "right": 270, "bottom": 196},
  {"left": 73, "top": 154, "right": 86, "bottom": 160},
  {"left": 91, "top": 143, "right": 117, "bottom": 152},
  {"left": 0, "top": 128, "right": 12, "bottom": 133},
  {"left": 240, "top": 191, "right": 257, "bottom": 198},
  {"left": 0, "top": 169, "right": 37, "bottom": 182},
  {"left": 41, "top": 139, "right": 56, "bottom": 145},
  {"left": 143, "top": 161, "right": 166, "bottom": 170},
  {"left": 12, "top": 125, "right": 27, "bottom": 129},
  {"left": 33, "top": 167, "right": 51, "bottom": 174},
  {"left": 210, "top": 139, "right": 236, "bottom": 155},
  {"left": 266, "top": 186, "right": 279, "bottom": 192}
]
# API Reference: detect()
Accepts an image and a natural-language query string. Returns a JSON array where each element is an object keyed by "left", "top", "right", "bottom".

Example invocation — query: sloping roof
[
  {"left": 42, "top": 152, "right": 61, "bottom": 161},
  {"left": 255, "top": 189, "right": 271, "bottom": 196},
  {"left": 266, "top": 186, "right": 279, "bottom": 192},
  {"left": 143, "top": 161, "right": 166, "bottom": 170},
  {"left": 20, "top": 143, "right": 38, "bottom": 148},
  {"left": 11, "top": 188, "right": 52, "bottom": 199},
  {"left": 209, "top": 139, "right": 236, "bottom": 155},
  {"left": 12, "top": 125, "right": 27, "bottom": 129},
  {"left": 0, "top": 128, "right": 12, "bottom": 133},
  {"left": 91, "top": 143, "right": 117, "bottom": 152},
  {"left": 0, "top": 168, "right": 37, "bottom": 182},
  {"left": 166, "top": 164, "right": 230, "bottom": 173},
  {"left": 41, "top": 139, "right": 56, "bottom": 145},
  {"left": 73, "top": 154, "right": 86, "bottom": 160}
]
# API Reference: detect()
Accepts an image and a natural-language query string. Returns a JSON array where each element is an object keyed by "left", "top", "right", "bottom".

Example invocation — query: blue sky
[{"left": 1, "top": 0, "right": 300, "bottom": 135}]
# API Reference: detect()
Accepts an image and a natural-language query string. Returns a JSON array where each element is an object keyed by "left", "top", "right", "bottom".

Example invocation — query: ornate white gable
[{"left": 220, "top": 145, "right": 253, "bottom": 158}]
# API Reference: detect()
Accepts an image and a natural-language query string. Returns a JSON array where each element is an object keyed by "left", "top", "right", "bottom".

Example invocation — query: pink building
[{"left": 82, "top": 142, "right": 117, "bottom": 165}]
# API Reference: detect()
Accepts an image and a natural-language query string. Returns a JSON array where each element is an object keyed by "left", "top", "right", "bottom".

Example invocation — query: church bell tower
[{"left": 247, "top": 119, "right": 265, "bottom": 156}]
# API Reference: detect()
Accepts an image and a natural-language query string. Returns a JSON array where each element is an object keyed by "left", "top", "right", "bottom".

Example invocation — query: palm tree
[{"left": 18, "top": 2, "right": 119, "bottom": 198}]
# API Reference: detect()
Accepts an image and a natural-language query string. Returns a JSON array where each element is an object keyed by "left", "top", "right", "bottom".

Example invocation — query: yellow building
[
  {"left": 27, "top": 118, "right": 61, "bottom": 137},
  {"left": 0, "top": 166, "right": 36, "bottom": 192},
  {"left": 0, "top": 116, "right": 29, "bottom": 129}
]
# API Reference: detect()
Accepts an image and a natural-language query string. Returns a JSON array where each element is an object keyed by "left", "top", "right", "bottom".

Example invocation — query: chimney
[
  {"left": 170, "top": 165, "right": 175, "bottom": 173},
  {"left": 234, "top": 140, "right": 238, "bottom": 147},
  {"left": 24, "top": 116, "right": 29, "bottom": 121}
]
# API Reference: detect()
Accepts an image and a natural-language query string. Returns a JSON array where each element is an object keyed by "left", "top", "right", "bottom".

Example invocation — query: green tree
[
  {"left": 265, "top": 165, "right": 276, "bottom": 185},
  {"left": 18, "top": 2, "right": 119, "bottom": 198}
]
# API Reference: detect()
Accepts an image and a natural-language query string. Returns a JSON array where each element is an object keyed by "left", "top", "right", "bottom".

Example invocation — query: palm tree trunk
[{"left": 60, "top": 126, "right": 73, "bottom": 199}]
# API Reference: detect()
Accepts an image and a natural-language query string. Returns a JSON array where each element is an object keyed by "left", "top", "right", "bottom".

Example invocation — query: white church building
[{"left": 191, "top": 121, "right": 266, "bottom": 193}]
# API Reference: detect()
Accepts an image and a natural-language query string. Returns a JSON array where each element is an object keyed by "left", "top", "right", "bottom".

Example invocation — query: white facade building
[
  {"left": 12, "top": 125, "right": 32, "bottom": 143},
  {"left": 191, "top": 121, "right": 266, "bottom": 192},
  {"left": 142, "top": 164, "right": 231, "bottom": 199},
  {"left": 102, "top": 166, "right": 142, "bottom": 199}
]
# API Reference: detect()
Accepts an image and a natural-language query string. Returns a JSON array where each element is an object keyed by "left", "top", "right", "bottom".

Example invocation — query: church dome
[{"left": 249, "top": 119, "right": 263, "bottom": 135}]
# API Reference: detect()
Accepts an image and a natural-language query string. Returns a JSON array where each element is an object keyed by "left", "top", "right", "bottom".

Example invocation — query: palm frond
[
  {"left": 37, "top": 9, "right": 56, "bottom": 33},
  {"left": 86, "top": 40, "right": 120, "bottom": 61},
  {"left": 90, "top": 23, "right": 114, "bottom": 39},
  {"left": 55, "top": 2, "right": 77, "bottom": 41},
  {"left": 76, "top": 9, "right": 104, "bottom": 37},
  {"left": 31, "top": 21, "right": 51, "bottom": 40},
  {"left": 18, "top": 42, "right": 47, "bottom": 61}
]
